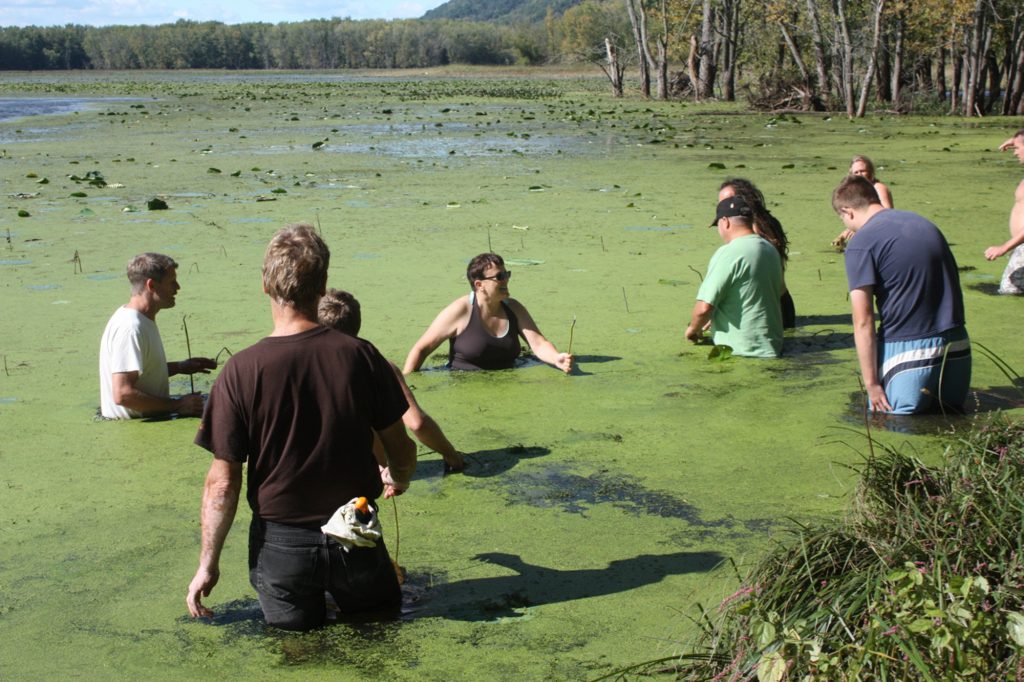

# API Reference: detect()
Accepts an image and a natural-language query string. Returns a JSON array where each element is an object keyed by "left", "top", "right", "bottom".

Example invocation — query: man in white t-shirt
[{"left": 99, "top": 253, "right": 216, "bottom": 419}]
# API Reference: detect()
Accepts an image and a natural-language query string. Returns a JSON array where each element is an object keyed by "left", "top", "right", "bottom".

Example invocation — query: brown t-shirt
[{"left": 195, "top": 326, "right": 408, "bottom": 525}]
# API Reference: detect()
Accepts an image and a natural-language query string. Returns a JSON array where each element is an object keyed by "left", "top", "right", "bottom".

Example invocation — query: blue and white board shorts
[{"left": 879, "top": 327, "right": 971, "bottom": 415}]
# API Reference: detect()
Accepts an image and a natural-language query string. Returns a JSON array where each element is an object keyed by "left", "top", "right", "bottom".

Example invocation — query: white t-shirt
[{"left": 99, "top": 306, "right": 169, "bottom": 419}]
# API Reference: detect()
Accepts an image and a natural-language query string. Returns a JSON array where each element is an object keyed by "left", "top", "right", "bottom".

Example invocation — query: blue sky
[{"left": 3, "top": 0, "right": 450, "bottom": 28}]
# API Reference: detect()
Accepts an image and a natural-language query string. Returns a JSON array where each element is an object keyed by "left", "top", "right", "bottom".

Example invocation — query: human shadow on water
[
  {"left": 796, "top": 313, "right": 852, "bottom": 326},
  {"left": 460, "top": 445, "right": 550, "bottom": 479},
  {"left": 965, "top": 282, "right": 1002, "bottom": 296},
  {"left": 568, "top": 354, "right": 621, "bottom": 376},
  {"left": 783, "top": 329, "right": 854, "bottom": 355},
  {"left": 570, "top": 354, "right": 620, "bottom": 364},
  {"left": 411, "top": 550, "right": 724, "bottom": 622}
]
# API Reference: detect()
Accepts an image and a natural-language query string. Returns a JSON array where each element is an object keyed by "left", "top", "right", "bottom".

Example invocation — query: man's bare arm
[
  {"left": 186, "top": 459, "right": 242, "bottom": 618},
  {"left": 111, "top": 371, "right": 204, "bottom": 416},
  {"left": 850, "top": 287, "right": 892, "bottom": 412},
  {"left": 985, "top": 179, "right": 1024, "bottom": 260}
]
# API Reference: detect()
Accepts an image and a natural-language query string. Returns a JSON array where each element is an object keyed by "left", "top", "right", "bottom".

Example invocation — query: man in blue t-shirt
[{"left": 833, "top": 176, "right": 971, "bottom": 414}]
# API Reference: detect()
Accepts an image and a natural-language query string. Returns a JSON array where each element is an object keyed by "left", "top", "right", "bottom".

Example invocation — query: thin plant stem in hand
[
  {"left": 214, "top": 346, "right": 233, "bottom": 364},
  {"left": 568, "top": 314, "right": 576, "bottom": 356},
  {"left": 182, "top": 315, "right": 195, "bottom": 394}
]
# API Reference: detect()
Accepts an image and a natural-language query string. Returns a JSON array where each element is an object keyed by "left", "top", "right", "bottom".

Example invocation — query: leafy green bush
[{"left": 636, "top": 418, "right": 1024, "bottom": 681}]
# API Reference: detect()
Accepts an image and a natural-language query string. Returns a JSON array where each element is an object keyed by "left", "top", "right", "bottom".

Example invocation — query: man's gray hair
[{"left": 127, "top": 253, "right": 178, "bottom": 294}]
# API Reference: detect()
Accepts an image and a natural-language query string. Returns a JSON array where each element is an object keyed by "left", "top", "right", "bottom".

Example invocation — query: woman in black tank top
[{"left": 403, "top": 253, "right": 574, "bottom": 374}]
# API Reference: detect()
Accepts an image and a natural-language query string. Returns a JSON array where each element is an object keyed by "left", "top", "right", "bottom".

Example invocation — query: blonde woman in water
[{"left": 833, "top": 155, "right": 893, "bottom": 247}]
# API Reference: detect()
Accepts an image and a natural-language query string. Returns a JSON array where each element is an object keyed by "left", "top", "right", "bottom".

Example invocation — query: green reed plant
[{"left": 625, "top": 417, "right": 1024, "bottom": 681}]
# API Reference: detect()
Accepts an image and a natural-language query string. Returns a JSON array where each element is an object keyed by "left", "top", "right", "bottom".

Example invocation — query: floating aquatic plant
[{"left": 707, "top": 345, "right": 732, "bottom": 361}]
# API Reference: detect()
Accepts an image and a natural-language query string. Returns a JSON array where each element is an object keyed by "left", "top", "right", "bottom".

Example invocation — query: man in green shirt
[{"left": 684, "top": 196, "right": 784, "bottom": 358}]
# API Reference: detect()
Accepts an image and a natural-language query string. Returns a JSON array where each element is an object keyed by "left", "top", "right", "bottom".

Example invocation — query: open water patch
[
  {"left": 0, "top": 97, "right": 139, "bottom": 122},
  {"left": 0, "top": 259, "right": 31, "bottom": 266},
  {"left": 497, "top": 463, "right": 726, "bottom": 526}
]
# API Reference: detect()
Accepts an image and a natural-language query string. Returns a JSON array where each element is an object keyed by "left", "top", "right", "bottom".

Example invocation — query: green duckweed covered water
[{"left": 1, "top": 69, "right": 1022, "bottom": 680}]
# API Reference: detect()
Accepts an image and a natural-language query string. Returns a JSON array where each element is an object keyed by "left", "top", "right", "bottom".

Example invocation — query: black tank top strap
[{"left": 448, "top": 297, "right": 522, "bottom": 370}]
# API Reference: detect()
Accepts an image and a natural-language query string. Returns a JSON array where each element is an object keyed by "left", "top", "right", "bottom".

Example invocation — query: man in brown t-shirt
[{"left": 185, "top": 224, "right": 416, "bottom": 630}]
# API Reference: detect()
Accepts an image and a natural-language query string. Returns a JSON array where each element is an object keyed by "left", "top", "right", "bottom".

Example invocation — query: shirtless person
[{"left": 985, "top": 129, "right": 1024, "bottom": 294}]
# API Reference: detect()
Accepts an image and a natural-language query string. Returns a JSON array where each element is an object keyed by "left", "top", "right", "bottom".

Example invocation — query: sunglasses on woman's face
[{"left": 480, "top": 270, "right": 512, "bottom": 282}]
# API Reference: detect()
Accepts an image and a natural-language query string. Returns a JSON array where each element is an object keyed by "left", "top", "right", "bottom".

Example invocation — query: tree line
[
  {"left": 2, "top": 0, "right": 1022, "bottom": 117},
  {"left": 555, "top": 0, "right": 1024, "bottom": 116},
  {"left": 0, "top": 19, "right": 534, "bottom": 71}
]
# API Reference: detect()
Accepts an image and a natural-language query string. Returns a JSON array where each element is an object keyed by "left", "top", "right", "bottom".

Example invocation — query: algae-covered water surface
[{"left": 1, "top": 70, "right": 1022, "bottom": 680}]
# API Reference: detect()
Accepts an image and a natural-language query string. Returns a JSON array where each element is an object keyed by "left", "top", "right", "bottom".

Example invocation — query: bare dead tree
[
  {"left": 605, "top": 37, "right": 626, "bottom": 96},
  {"left": 806, "top": 0, "right": 832, "bottom": 109},
  {"left": 625, "top": 0, "right": 653, "bottom": 97},
  {"left": 855, "top": 0, "right": 886, "bottom": 117},
  {"left": 962, "top": 0, "right": 988, "bottom": 116},
  {"left": 696, "top": 0, "right": 718, "bottom": 99},
  {"left": 719, "top": 0, "right": 742, "bottom": 101},
  {"left": 833, "top": 0, "right": 856, "bottom": 117}
]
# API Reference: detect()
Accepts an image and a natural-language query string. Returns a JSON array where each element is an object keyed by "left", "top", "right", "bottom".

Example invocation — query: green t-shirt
[{"left": 696, "top": 234, "right": 783, "bottom": 358}]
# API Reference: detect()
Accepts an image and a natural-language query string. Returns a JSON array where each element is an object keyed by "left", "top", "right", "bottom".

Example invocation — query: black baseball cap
[{"left": 710, "top": 196, "right": 753, "bottom": 226}]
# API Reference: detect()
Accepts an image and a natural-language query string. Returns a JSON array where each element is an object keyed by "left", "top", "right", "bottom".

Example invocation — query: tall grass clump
[{"left": 644, "top": 418, "right": 1024, "bottom": 681}]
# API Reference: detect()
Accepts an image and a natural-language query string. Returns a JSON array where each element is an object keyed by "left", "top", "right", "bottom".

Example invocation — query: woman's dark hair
[
  {"left": 719, "top": 178, "right": 789, "bottom": 263},
  {"left": 466, "top": 252, "right": 505, "bottom": 285}
]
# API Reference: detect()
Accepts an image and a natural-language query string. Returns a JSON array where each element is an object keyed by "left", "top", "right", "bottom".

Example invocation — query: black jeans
[{"left": 249, "top": 516, "right": 401, "bottom": 631}]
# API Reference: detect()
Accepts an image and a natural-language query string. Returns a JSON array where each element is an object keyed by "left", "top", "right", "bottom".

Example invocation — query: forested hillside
[{"left": 423, "top": 0, "right": 582, "bottom": 24}]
